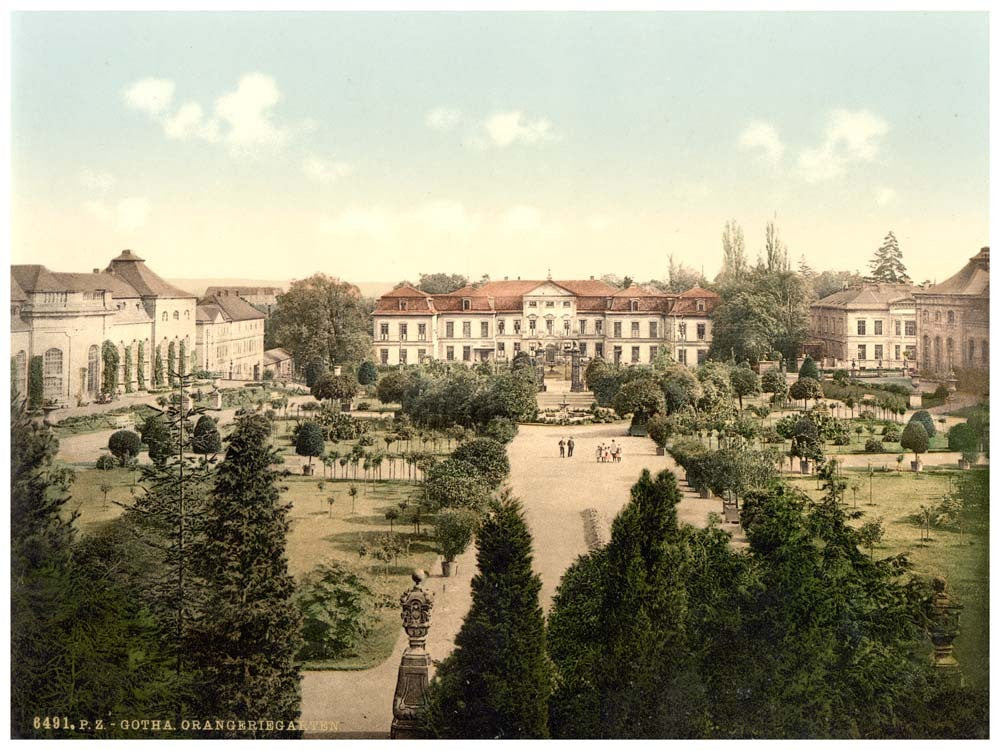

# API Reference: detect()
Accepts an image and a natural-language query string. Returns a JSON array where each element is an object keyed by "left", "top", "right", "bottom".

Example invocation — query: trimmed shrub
[
  {"left": 900, "top": 421, "right": 930, "bottom": 459},
  {"left": 108, "top": 429, "right": 142, "bottom": 465},
  {"left": 909, "top": 409, "right": 937, "bottom": 438},
  {"left": 864, "top": 438, "right": 885, "bottom": 453},
  {"left": 192, "top": 415, "right": 222, "bottom": 454},
  {"left": 95, "top": 454, "right": 117, "bottom": 471}
]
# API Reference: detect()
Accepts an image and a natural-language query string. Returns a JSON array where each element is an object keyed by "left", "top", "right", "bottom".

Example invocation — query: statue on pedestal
[{"left": 390, "top": 570, "right": 435, "bottom": 739}]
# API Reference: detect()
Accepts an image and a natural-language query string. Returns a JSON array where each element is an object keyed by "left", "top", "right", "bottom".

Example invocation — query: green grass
[
  {"left": 52, "top": 405, "right": 158, "bottom": 438},
  {"left": 787, "top": 468, "right": 989, "bottom": 689},
  {"left": 62, "top": 466, "right": 143, "bottom": 536}
]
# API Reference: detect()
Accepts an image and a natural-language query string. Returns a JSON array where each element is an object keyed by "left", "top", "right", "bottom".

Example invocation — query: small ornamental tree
[
  {"left": 730, "top": 366, "right": 760, "bottom": 410},
  {"left": 947, "top": 422, "right": 979, "bottom": 463},
  {"left": 136, "top": 341, "right": 146, "bottom": 390},
  {"left": 760, "top": 369, "right": 786, "bottom": 395},
  {"left": 798, "top": 355, "right": 820, "bottom": 381},
  {"left": 28, "top": 356, "right": 43, "bottom": 408},
  {"left": 435, "top": 508, "right": 479, "bottom": 564},
  {"left": 295, "top": 561, "right": 376, "bottom": 660},
  {"left": 909, "top": 409, "right": 937, "bottom": 438},
  {"left": 612, "top": 377, "right": 666, "bottom": 422},
  {"left": 295, "top": 421, "right": 326, "bottom": 468},
  {"left": 789, "top": 377, "right": 823, "bottom": 408},
  {"left": 139, "top": 414, "right": 172, "bottom": 464},
  {"left": 357, "top": 360, "right": 377, "bottom": 386},
  {"left": 108, "top": 429, "right": 141, "bottom": 466},
  {"left": 304, "top": 359, "right": 327, "bottom": 388},
  {"left": 646, "top": 414, "right": 672, "bottom": 449},
  {"left": 192, "top": 415, "right": 222, "bottom": 455},
  {"left": 425, "top": 458, "right": 491, "bottom": 512},
  {"left": 376, "top": 371, "right": 412, "bottom": 404},
  {"left": 311, "top": 373, "right": 358, "bottom": 405},
  {"left": 900, "top": 421, "right": 930, "bottom": 464},
  {"left": 101, "top": 340, "right": 120, "bottom": 396},
  {"left": 790, "top": 418, "right": 823, "bottom": 464},
  {"left": 451, "top": 438, "right": 510, "bottom": 485}
]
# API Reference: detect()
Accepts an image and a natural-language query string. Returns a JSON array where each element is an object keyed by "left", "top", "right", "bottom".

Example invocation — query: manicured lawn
[
  {"left": 62, "top": 466, "right": 143, "bottom": 536},
  {"left": 786, "top": 468, "right": 989, "bottom": 689}
]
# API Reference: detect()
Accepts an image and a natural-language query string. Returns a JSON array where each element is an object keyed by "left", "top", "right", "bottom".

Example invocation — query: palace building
[
  {"left": 195, "top": 293, "right": 267, "bottom": 380},
  {"left": 371, "top": 278, "right": 719, "bottom": 367}
]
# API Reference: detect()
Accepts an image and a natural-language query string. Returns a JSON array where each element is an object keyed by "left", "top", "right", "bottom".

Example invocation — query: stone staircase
[{"left": 537, "top": 389, "right": 596, "bottom": 411}]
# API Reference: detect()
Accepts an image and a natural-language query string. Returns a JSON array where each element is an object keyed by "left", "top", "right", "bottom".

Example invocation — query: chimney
[
  {"left": 590, "top": 275, "right": 595, "bottom": 280},
  {"left": 504, "top": 276, "right": 508, "bottom": 281},
  {"left": 93, "top": 268, "right": 100, "bottom": 274}
]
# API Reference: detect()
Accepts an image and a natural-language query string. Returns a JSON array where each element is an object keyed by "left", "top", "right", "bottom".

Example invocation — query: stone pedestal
[
  {"left": 570, "top": 346, "right": 584, "bottom": 392},
  {"left": 391, "top": 571, "right": 434, "bottom": 739},
  {"left": 928, "top": 577, "right": 964, "bottom": 686}
]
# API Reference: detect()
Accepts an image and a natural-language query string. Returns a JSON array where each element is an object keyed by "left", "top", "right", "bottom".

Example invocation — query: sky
[{"left": 10, "top": 12, "right": 989, "bottom": 285}]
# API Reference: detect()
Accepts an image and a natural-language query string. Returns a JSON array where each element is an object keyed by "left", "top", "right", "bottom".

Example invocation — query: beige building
[
  {"left": 195, "top": 294, "right": 266, "bottom": 379},
  {"left": 203, "top": 285, "right": 283, "bottom": 316},
  {"left": 263, "top": 347, "right": 294, "bottom": 380},
  {"left": 10, "top": 250, "right": 197, "bottom": 405},
  {"left": 809, "top": 282, "right": 917, "bottom": 370},
  {"left": 372, "top": 278, "right": 718, "bottom": 367},
  {"left": 913, "top": 247, "right": 989, "bottom": 375}
]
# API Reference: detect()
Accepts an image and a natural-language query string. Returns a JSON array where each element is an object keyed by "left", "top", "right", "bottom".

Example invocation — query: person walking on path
[
  {"left": 596, "top": 443, "right": 603, "bottom": 462},
  {"left": 567, "top": 437, "right": 575, "bottom": 458},
  {"left": 558, "top": 438, "right": 566, "bottom": 458}
]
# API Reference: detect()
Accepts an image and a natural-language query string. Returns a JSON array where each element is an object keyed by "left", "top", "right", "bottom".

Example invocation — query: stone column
[
  {"left": 570, "top": 345, "right": 584, "bottom": 392},
  {"left": 391, "top": 570, "right": 435, "bottom": 739},
  {"left": 928, "top": 576, "right": 964, "bottom": 686}
]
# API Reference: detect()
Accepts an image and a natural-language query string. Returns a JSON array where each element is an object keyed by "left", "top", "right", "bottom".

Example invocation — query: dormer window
[
  {"left": 696, "top": 300, "right": 705, "bottom": 312},
  {"left": 630, "top": 299, "right": 639, "bottom": 312},
  {"left": 606, "top": 297, "right": 613, "bottom": 309},
  {"left": 398, "top": 300, "right": 408, "bottom": 311},
  {"left": 462, "top": 298, "right": 471, "bottom": 311}
]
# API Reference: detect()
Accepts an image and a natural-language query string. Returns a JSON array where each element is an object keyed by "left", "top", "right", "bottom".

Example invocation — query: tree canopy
[
  {"left": 416, "top": 272, "right": 469, "bottom": 294},
  {"left": 868, "top": 231, "right": 911, "bottom": 283}
]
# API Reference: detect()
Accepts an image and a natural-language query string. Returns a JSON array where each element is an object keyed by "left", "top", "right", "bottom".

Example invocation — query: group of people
[
  {"left": 558, "top": 437, "right": 575, "bottom": 458},
  {"left": 596, "top": 440, "right": 623, "bottom": 463}
]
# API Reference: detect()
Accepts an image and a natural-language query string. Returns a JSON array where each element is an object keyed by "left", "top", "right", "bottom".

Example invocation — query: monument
[
  {"left": 928, "top": 576, "right": 964, "bottom": 686},
  {"left": 390, "top": 570, "right": 435, "bottom": 739},
  {"left": 569, "top": 344, "right": 584, "bottom": 392}
]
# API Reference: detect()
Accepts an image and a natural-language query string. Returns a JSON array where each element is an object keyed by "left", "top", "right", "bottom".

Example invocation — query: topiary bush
[
  {"left": 108, "top": 429, "right": 142, "bottom": 466},
  {"left": 798, "top": 356, "right": 820, "bottom": 381},
  {"left": 909, "top": 409, "right": 937, "bottom": 438},
  {"left": 95, "top": 454, "right": 117, "bottom": 471},
  {"left": 900, "top": 421, "right": 930, "bottom": 461},
  {"left": 451, "top": 438, "right": 510, "bottom": 485},
  {"left": 435, "top": 508, "right": 479, "bottom": 563},
  {"left": 864, "top": 438, "right": 885, "bottom": 453},
  {"left": 357, "top": 360, "right": 378, "bottom": 386},
  {"left": 192, "top": 415, "right": 222, "bottom": 454}
]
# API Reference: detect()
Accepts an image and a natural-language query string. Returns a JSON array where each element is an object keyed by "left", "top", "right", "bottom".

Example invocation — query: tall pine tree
[
  {"left": 191, "top": 413, "right": 303, "bottom": 737},
  {"left": 425, "top": 491, "right": 553, "bottom": 738},
  {"left": 868, "top": 231, "right": 911, "bottom": 283}
]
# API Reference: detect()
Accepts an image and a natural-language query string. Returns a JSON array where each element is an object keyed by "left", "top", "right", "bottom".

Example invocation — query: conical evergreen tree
[
  {"left": 868, "top": 231, "right": 911, "bottom": 283},
  {"left": 426, "top": 491, "right": 553, "bottom": 738},
  {"left": 190, "top": 413, "right": 303, "bottom": 738}
]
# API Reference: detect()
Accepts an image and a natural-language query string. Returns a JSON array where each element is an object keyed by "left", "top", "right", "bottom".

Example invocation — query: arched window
[
  {"left": 630, "top": 299, "right": 639, "bottom": 312},
  {"left": 968, "top": 339, "right": 975, "bottom": 366},
  {"left": 933, "top": 336, "right": 942, "bottom": 370},
  {"left": 934, "top": 310, "right": 941, "bottom": 322},
  {"left": 982, "top": 339, "right": 989, "bottom": 366},
  {"left": 946, "top": 338, "right": 954, "bottom": 369},
  {"left": 922, "top": 310, "right": 929, "bottom": 321},
  {"left": 922, "top": 336, "right": 930, "bottom": 367},
  {"left": 162, "top": 311, "right": 168, "bottom": 321},
  {"left": 43, "top": 348, "right": 63, "bottom": 401},
  {"left": 13, "top": 350, "right": 26, "bottom": 400},
  {"left": 184, "top": 310, "right": 190, "bottom": 319},
  {"left": 173, "top": 311, "right": 179, "bottom": 320},
  {"left": 947, "top": 310, "right": 955, "bottom": 325},
  {"left": 87, "top": 344, "right": 100, "bottom": 397}
]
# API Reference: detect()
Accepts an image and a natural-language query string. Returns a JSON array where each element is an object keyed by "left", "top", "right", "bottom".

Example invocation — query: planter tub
[
  {"left": 442, "top": 560, "right": 457, "bottom": 577},
  {"left": 655, "top": 446, "right": 666, "bottom": 456},
  {"left": 698, "top": 488, "right": 712, "bottom": 499},
  {"left": 799, "top": 459, "right": 811, "bottom": 475},
  {"left": 911, "top": 460, "right": 923, "bottom": 473},
  {"left": 302, "top": 464, "right": 314, "bottom": 476}
]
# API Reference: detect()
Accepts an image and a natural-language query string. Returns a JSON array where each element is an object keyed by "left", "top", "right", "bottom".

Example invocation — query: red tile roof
[{"left": 677, "top": 286, "right": 720, "bottom": 298}]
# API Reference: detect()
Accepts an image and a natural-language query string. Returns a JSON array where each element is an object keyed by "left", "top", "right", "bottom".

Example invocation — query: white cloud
[
  {"left": 123, "top": 72, "right": 301, "bottom": 158},
  {"left": 798, "top": 108, "right": 889, "bottom": 183},
  {"left": 84, "top": 197, "right": 150, "bottom": 232},
  {"left": 123, "top": 78, "right": 175, "bottom": 116},
  {"left": 319, "top": 207, "right": 396, "bottom": 242},
  {"left": 587, "top": 214, "right": 613, "bottom": 232},
  {"left": 303, "top": 155, "right": 352, "bottom": 183},
  {"left": 875, "top": 187, "right": 897, "bottom": 206},
  {"left": 501, "top": 205, "right": 542, "bottom": 233},
  {"left": 738, "top": 120, "right": 784, "bottom": 164},
  {"left": 414, "top": 200, "right": 480, "bottom": 236},
  {"left": 464, "top": 110, "right": 557, "bottom": 149},
  {"left": 425, "top": 106, "right": 463, "bottom": 130},
  {"left": 79, "top": 169, "right": 116, "bottom": 192}
]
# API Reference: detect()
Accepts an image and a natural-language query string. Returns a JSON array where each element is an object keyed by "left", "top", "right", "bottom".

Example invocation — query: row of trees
[
  {"left": 11, "top": 395, "right": 301, "bottom": 738},
  {"left": 424, "top": 464, "right": 987, "bottom": 738}
]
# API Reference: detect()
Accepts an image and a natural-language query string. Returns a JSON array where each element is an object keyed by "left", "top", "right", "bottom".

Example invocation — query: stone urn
[
  {"left": 441, "top": 560, "right": 457, "bottom": 577},
  {"left": 799, "top": 459, "right": 811, "bottom": 475},
  {"left": 911, "top": 459, "right": 923, "bottom": 473}
]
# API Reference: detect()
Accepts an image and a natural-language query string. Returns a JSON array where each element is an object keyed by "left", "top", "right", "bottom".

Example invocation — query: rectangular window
[
  {"left": 462, "top": 321, "right": 471, "bottom": 337},
  {"left": 399, "top": 323, "right": 408, "bottom": 341},
  {"left": 380, "top": 349, "right": 389, "bottom": 365},
  {"left": 579, "top": 342, "right": 587, "bottom": 357},
  {"left": 528, "top": 300, "right": 537, "bottom": 307},
  {"left": 513, "top": 342, "right": 521, "bottom": 353},
  {"left": 614, "top": 322, "right": 622, "bottom": 337},
  {"left": 546, "top": 319, "right": 554, "bottom": 334},
  {"left": 678, "top": 323, "right": 687, "bottom": 340},
  {"left": 579, "top": 320, "right": 587, "bottom": 334},
  {"left": 497, "top": 342, "right": 505, "bottom": 354},
  {"left": 649, "top": 345, "right": 658, "bottom": 361},
  {"left": 462, "top": 346, "right": 471, "bottom": 361},
  {"left": 514, "top": 320, "right": 522, "bottom": 334},
  {"left": 677, "top": 349, "right": 687, "bottom": 365},
  {"left": 631, "top": 346, "right": 640, "bottom": 363},
  {"left": 874, "top": 320, "right": 883, "bottom": 336},
  {"left": 696, "top": 323, "right": 706, "bottom": 340},
  {"left": 380, "top": 322, "right": 389, "bottom": 340},
  {"left": 595, "top": 320, "right": 603, "bottom": 335},
  {"left": 418, "top": 348, "right": 426, "bottom": 360},
  {"left": 400, "top": 349, "right": 408, "bottom": 364},
  {"left": 418, "top": 323, "right": 426, "bottom": 340},
  {"left": 446, "top": 321, "right": 454, "bottom": 338},
  {"left": 894, "top": 345, "right": 901, "bottom": 360},
  {"left": 874, "top": 344, "right": 883, "bottom": 361},
  {"left": 613, "top": 345, "right": 623, "bottom": 364},
  {"left": 446, "top": 346, "right": 455, "bottom": 361},
  {"left": 498, "top": 320, "right": 505, "bottom": 335},
  {"left": 545, "top": 301, "right": 555, "bottom": 308},
  {"left": 858, "top": 344, "right": 867, "bottom": 361},
  {"left": 481, "top": 321, "right": 489, "bottom": 338},
  {"left": 857, "top": 320, "right": 866, "bottom": 335},
  {"left": 529, "top": 319, "right": 537, "bottom": 332},
  {"left": 894, "top": 320, "right": 901, "bottom": 336},
  {"left": 905, "top": 320, "right": 916, "bottom": 336},
  {"left": 595, "top": 343, "right": 604, "bottom": 358},
  {"left": 631, "top": 322, "right": 640, "bottom": 338},
  {"left": 649, "top": 321, "right": 658, "bottom": 338},
  {"left": 697, "top": 350, "right": 707, "bottom": 365},
  {"left": 563, "top": 300, "right": 571, "bottom": 307},
  {"left": 905, "top": 345, "right": 916, "bottom": 361},
  {"left": 563, "top": 320, "right": 570, "bottom": 333}
]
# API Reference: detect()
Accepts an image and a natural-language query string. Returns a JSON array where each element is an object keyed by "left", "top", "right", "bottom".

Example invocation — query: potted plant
[
  {"left": 435, "top": 509, "right": 478, "bottom": 577},
  {"left": 900, "top": 421, "right": 929, "bottom": 472},
  {"left": 646, "top": 414, "right": 671, "bottom": 456}
]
